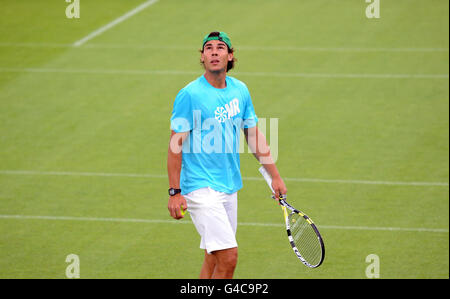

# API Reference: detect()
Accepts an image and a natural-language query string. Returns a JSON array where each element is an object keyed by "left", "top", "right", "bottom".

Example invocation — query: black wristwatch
[{"left": 168, "top": 188, "right": 182, "bottom": 196}]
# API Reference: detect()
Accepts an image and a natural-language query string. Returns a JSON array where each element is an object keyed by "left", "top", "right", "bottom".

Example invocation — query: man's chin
[{"left": 208, "top": 67, "right": 226, "bottom": 74}]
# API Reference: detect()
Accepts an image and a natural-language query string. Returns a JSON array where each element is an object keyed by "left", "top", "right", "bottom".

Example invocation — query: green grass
[{"left": 0, "top": 0, "right": 448, "bottom": 279}]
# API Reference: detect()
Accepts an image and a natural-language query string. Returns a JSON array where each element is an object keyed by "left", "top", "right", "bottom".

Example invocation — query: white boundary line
[
  {"left": 0, "top": 214, "right": 447, "bottom": 233},
  {"left": 0, "top": 170, "right": 167, "bottom": 179},
  {"left": 0, "top": 67, "right": 448, "bottom": 79},
  {"left": 0, "top": 67, "right": 198, "bottom": 76},
  {"left": 245, "top": 176, "right": 449, "bottom": 187},
  {"left": 238, "top": 71, "right": 449, "bottom": 79},
  {"left": 0, "top": 170, "right": 448, "bottom": 187},
  {"left": 72, "top": 0, "right": 159, "bottom": 47},
  {"left": 238, "top": 46, "right": 450, "bottom": 53},
  {"left": 0, "top": 42, "right": 448, "bottom": 53}
]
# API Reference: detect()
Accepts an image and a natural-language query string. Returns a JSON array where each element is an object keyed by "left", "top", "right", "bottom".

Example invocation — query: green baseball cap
[{"left": 202, "top": 31, "right": 232, "bottom": 49}]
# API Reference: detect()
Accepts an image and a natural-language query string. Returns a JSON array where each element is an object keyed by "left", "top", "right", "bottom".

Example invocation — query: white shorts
[{"left": 183, "top": 187, "right": 238, "bottom": 254}]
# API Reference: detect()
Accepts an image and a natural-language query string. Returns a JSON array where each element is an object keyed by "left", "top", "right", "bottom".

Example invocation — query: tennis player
[{"left": 167, "top": 31, "right": 287, "bottom": 279}]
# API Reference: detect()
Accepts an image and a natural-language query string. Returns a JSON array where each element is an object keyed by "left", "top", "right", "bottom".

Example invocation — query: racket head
[{"left": 280, "top": 199, "right": 325, "bottom": 268}]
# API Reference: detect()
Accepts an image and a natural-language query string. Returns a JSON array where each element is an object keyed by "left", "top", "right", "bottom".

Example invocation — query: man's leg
[
  {"left": 199, "top": 247, "right": 238, "bottom": 279},
  {"left": 213, "top": 247, "right": 239, "bottom": 279},
  {"left": 200, "top": 250, "right": 216, "bottom": 279}
]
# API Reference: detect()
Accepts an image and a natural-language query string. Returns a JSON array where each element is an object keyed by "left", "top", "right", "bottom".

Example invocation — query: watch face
[{"left": 169, "top": 188, "right": 180, "bottom": 196}]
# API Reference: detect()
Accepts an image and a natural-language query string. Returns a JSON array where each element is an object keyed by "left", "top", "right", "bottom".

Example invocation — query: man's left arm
[{"left": 244, "top": 126, "right": 287, "bottom": 199}]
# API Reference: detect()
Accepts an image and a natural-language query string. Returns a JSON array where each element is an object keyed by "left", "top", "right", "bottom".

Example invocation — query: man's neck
[{"left": 204, "top": 70, "right": 227, "bottom": 89}]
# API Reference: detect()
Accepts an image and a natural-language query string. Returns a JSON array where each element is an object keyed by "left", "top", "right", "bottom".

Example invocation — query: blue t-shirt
[{"left": 170, "top": 75, "right": 258, "bottom": 195}]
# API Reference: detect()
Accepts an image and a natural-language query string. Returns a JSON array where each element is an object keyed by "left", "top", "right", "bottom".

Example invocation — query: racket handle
[{"left": 259, "top": 166, "right": 275, "bottom": 193}]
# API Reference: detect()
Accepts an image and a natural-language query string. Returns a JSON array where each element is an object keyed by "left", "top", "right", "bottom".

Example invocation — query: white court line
[
  {"left": 0, "top": 170, "right": 167, "bottom": 179},
  {"left": 238, "top": 46, "right": 450, "bottom": 53},
  {"left": 0, "top": 42, "right": 448, "bottom": 53},
  {"left": 0, "top": 67, "right": 448, "bottom": 79},
  {"left": 0, "top": 67, "right": 198, "bottom": 76},
  {"left": 0, "top": 214, "right": 447, "bottom": 233},
  {"left": 237, "top": 71, "right": 449, "bottom": 79},
  {"left": 244, "top": 176, "right": 449, "bottom": 187},
  {"left": 72, "top": 0, "right": 159, "bottom": 47},
  {"left": 0, "top": 170, "right": 448, "bottom": 187}
]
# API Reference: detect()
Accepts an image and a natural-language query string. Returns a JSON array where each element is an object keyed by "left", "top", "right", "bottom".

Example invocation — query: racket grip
[{"left": 259, "top": 166, "right": 275, "bottom": 193}]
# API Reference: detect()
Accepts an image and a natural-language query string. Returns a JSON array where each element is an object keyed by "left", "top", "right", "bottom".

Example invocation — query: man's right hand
[{"left": 168, "top": 193, "right": 188, "bottom": 220}]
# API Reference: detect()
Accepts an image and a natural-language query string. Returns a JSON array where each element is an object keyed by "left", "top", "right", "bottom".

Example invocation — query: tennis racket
[{"left": 259, "top": 166, "right": 325, "bottom": 268}]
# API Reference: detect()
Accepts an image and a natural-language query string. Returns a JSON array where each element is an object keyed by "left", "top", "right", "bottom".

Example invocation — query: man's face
[{"left": 201, "top": 40, "right": 233, "bottom": 73}]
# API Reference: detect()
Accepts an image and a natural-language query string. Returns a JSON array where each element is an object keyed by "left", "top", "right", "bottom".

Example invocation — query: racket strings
[{"left": 289, "top": 213, "right": 322, "bottom": 266}]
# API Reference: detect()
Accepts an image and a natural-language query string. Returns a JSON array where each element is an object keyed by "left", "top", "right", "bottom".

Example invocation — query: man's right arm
[{"left": 167, "top": 130, "right": 189, "bottom": 219}]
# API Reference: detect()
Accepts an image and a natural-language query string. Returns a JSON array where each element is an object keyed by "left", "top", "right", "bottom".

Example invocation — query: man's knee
[{"left": 216, "top": 248, "right": 238, "bottom": 268}]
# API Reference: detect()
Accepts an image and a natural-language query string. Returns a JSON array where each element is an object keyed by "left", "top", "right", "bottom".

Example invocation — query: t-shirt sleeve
[
  {"left": 242, "top": 86, "right": 258, "bottom": 129},
  {"left": 170, "top": 88, "right": 193, "bottom": 133}
]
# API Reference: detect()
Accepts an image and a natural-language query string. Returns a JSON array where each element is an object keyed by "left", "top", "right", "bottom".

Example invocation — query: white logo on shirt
[
  {"left": 214, "top": 98, "right": 240, "bottom": 123},
  {"left": 214, "top": 107, "right": 227, "bottom": 123}
]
